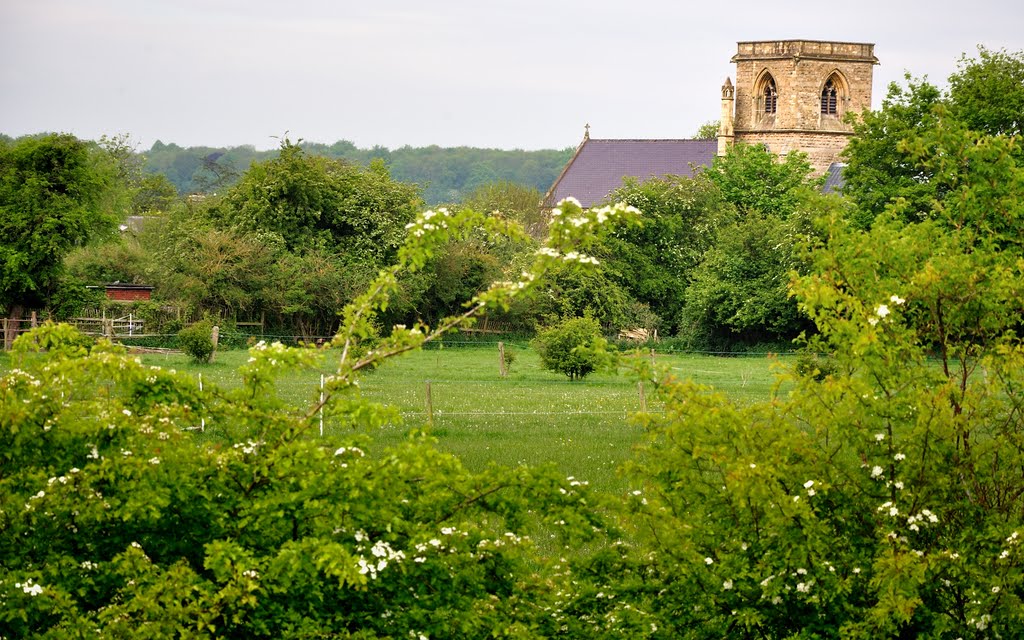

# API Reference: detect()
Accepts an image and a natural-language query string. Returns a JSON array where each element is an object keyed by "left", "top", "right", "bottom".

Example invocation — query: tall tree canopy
[
  {"left": 222, "top": 140, "right": 422, "bottom": 263},
  {"left": 841, "top": 46, "right": 1024, "bottom": 228},
  {"left": 0, "top": 134, "right": 119, "bottom": 318}
]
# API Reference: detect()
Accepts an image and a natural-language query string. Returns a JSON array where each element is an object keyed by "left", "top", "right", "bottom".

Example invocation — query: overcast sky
[{"left": 2, "top": 0, "right": 1021, "bottom": 152}]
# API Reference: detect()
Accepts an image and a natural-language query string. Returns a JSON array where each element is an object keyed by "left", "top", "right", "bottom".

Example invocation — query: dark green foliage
[
  {"left": 948, "top": 46, "right": 1024, "bottom": 137},
  {"left": 706, "top": 143, "right": 821, "bottom": 217},
  {"left": 223, "top": 141, "right": 421, "bottom": 261},
  {"left": 0, "top": 134, "right": 120, "bottom": 315},
  {"left": 530, "top": 263, "right": 639, "bottom": 329},
  {"left": 794, "top": 350, "right": 839, "bottom": 381},
  {"left": 531, "top": 316, "right": 609, "bottom": 380},
  {"left": 177, "top": 319, "right": 215, "bottom": 363},
  {"left": 604, "top": 174, "right": 734, "bottom": 332},
  {"left": 840, "top": 76, "right": 944, "bottom": 227},
  {"left": 678, "top": 211, "right": 815, "bottom": 348}
]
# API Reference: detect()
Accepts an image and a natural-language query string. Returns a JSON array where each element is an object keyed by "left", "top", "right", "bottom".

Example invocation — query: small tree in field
[
  {"left": 177, "top": 319, "right": 215, "bottom": 363},
  {"left": 532, "top": 316, "right": 609, "bottom": 381}
]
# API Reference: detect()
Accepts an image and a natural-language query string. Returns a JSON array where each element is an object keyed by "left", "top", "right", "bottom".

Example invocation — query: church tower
[{"left": 719, "top": 40, "right": 878, "bottom": 173}]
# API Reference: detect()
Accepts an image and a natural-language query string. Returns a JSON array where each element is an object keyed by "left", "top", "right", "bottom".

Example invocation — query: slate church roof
[
  {"left": 542, "top": 137, "right": 717, "bottom": 208},
  {"left": 822, "top": 162, "right": 847, "bottom": 194}
]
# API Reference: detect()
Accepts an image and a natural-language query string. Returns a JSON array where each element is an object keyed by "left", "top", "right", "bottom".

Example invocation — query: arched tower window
[
  {"left": 820, "top": 72, "right": 848, "bottom": 117},
  {"left": 763, "top": 77, "right": 778, "bottom": 114},
  {"left": 821, "top": 79, "right": 838, "bottom": 114}
]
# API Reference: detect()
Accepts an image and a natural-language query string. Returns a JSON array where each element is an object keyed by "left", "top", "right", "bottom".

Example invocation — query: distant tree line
[{"left": 144, "top": 139, "right": 573, "bottom": 205}]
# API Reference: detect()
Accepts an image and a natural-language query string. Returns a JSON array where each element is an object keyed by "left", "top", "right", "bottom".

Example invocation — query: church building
[{"left": 543, "top": 39, "right": 878, "bottom": 208}]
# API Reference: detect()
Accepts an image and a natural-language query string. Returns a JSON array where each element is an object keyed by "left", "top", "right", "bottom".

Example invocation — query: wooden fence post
[
  {"left": 30, "top": 311, "right": 37, "bottom": 329},
  {"left": 638, "top": 381, "right": 647, "bottom": 413},
  {"left": 425, "top": 381, "right": 434, "bottom": 426},
  {"left": 210, "top": 325, "right": 219, "bottom": 362},
  {"left": 498, "top": 341, "right": 507, "bottom": 378}
]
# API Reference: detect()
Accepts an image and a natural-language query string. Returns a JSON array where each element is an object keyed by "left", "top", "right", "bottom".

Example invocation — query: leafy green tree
[
  {"left": 948, "top": 46, "right": 1024, "bottom": 137},
  {"left": 694, "top": 120, "right": 720, "bottom": 139},
  {"left": 840, "top": 75, "right": 945, "bottom": 227},
  {"left": 678, "top": 210, "right": 815, "bottom": 348},
  {"left": 674, "top": 144, "right": 824, "bottom": 347},
  {"left": 461, "top": 180, "right": 545, "bottom": 238},
  {"left": 586, "top": 118, "right": 1024, "bottom": 638},
  {"left": 532, "top": 315, "right": 610, "bottom": 380},
  {"left": 177, "top": 318, "right": 216, "bottom": 363},
  {"left": 604, "top": 174, "right": 735, "bottom": 333},
  {"left": 707, "top": 143, "right": 821, "bottom": 217},
  {"left": 65, "top": 238, "right": 153, "bottom": 286},
  {"left": 131, "top": 172, "right": 179, "bottom": 215},
  {"left": 0, "top": 134, "right": 120, "bottom": 322},
  {"left": 224, "top": 140, "right": 421, "bottom": 262},
  {"left": 157, "top": 226, "right": 281, "bottom": 320},
  {"left": 842, "top": 46, "right": 1023, "bottom": 229}
]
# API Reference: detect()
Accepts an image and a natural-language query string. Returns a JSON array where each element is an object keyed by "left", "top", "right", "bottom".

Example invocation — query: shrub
[
  {"left": 531, "top": 316, "right": 610, "bottom": 381},
  {"left": 794, "top": 350, "right": 839, "bottom": 381},
  {"left": 177, "top": 319, "right": 215, "bottom": 363}
]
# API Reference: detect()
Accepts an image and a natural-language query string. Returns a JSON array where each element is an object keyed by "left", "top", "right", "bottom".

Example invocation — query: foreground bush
[{"left": 0, "top": 199, "right": 641, "bottom": 638}]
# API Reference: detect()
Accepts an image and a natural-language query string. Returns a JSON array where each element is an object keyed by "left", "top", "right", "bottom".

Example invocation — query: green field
[{"left": 122, "top": 343, "right": 792, "bottom": 492}]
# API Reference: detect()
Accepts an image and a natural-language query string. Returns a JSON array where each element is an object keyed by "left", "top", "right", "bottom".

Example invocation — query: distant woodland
[{"left": 144, "top": 139, "right": 574, "bottom": 205}]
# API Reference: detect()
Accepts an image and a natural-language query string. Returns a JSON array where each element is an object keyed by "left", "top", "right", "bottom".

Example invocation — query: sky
[{"left": 2, "top": 0, "right": 1022, "bottom": 152}]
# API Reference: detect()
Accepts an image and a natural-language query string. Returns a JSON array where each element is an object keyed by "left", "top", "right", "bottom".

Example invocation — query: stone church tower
[{"left": 718, "top": 40, "right": 878, "bottom": 173}]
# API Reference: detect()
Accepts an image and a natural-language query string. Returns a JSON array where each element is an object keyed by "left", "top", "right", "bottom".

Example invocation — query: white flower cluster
[
  {"left": 998, "top": 531, "right": 1019, "bottom": 560},
  {"left": 3, "top": 368, "right": 42, "bottom": 387},
  {"left": 905, "top": 509, "right": 939, "bottom": 532},
  {"left": 356, "top": 539, "right": 406, "bottom": 579},
  {"left": 868, "top": 294, "right": 906, "bottom": 327},
  {"left": 242, "top": 569, "right": 260, "bottom": 580},
  {"left": 535, "top": 246, "right": 599, "bottom": 265},
  {"left": 405, "top": 207, "right": 451, "bottom": 238},
  {"left": 233, "top": 439, "right": 264, "bottom": 455},
  {"left": 333, "top": 446, "right": 365, "bottom": 457},
  {"left": 803, "top": 480, "right": 817, "bottom": 497},
  {"left": 16, "top": 579, "right": 44, "bottom": 596},
  {"left": 248, "top": 340, "right": 289, "bottom": 365},
  {"left": 877, "top": 501, "right": 900, "bottom": 517}
]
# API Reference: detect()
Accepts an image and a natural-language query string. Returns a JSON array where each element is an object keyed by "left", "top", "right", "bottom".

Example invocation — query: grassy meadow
[
  {"left": 1, "top": 341, "right": 792, "bottom": 493},
  {"left": 117, "top": 341, "right": 793, "bottom": 493}
]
